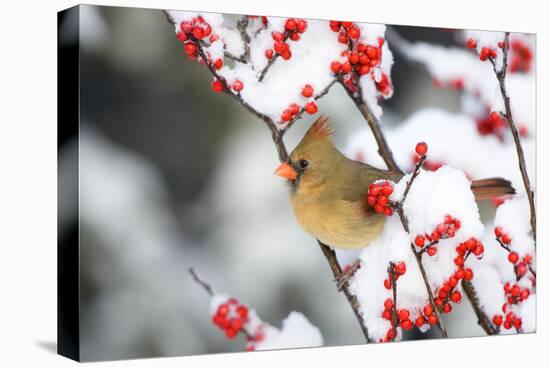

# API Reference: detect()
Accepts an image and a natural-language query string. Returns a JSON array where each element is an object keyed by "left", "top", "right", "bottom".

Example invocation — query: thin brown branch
[
  {"left": 388, "top": 263, "right": 399, "bottom": 341},
  {"left": 462, "top": 280, "right": 498, "bottom": 335},
  {"left": 337, "top": 78, "right": 401, "bottom": 173},
  {"left": 318, "top": 242, "right": 371, "bottom": 342},
  {"left": 410, "top": 244, "right": 448, "bottom": 338},
  {"left": 236, "top": 16, "right": 251, "bottom": 62},
  {"left": 495, "top": 237, "right": 537, "bottom": 278},
  {"left": 490, "top": 32, "right": 536, "bottom": 242},
  {"left": 189, "top": 267, "right": 214, "bottom": 296}
]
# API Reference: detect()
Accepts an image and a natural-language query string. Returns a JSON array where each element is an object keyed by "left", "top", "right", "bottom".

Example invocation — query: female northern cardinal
[{"left": 275, "top": 116, "right": 515, "bottom": 250}]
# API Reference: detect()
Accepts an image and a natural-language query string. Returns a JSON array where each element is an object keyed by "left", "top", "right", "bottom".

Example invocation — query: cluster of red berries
[
  {"left": 279, "top": 85, "right": 318, "bottom": 123},
  {"left": 380, "top": 297, "right": 413, "bottom": 342},
  {"left": 476, "top": 110, "right": 506, "bottom": 137},
  {"left": 383, "top": 262, "right": 406, "bottom": 290},
  {"left": 493, "top": 301, "right": 524, "bottom": 331},
  {"left": 419, "top": 215, "right": 463, "bottom": 249},
  {"left": 178, "top": 17, "right": 219, "bottom": 62},
  {"left": 467, "top": 38, "right": 498, "bottom": 61},
  {"left": 434, "top": 275, "right": 463, "bottom": 314},
  {"left": 327, "top": 21, "right": 390, "bottom": 96},
  {"left": 211, "top": 78, "right": 245, "bottom": 94},
  {"left": 495, "top": 226, "right": 532, "bottom": 278},
  {"left": 414, "top": 304, "right": 439, "bottom": 328},
  {"left": 366, "top": 181, "right": 394, "bottom": 216},
  {"left": 509, "top": 39, "right": 533, "bottom": 73},
  {"left": 212, "top": 298, "right": 249, "bottom": 339},
  {"left": 265, "top": 18, "right": 308, "bottom": 61}
]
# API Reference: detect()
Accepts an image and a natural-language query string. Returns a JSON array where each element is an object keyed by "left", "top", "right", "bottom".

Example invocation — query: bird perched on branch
[{"left": 275, "top": 116, "right": 515, "bottom": 251}]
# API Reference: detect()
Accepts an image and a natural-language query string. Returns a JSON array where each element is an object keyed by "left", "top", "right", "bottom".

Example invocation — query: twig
[
  {"left": 388, "top": 263, "right": 399, "bottom": 340},
  {"left": 189, "top": 267, "right": 214, "bottom": 296},
  {"left": 318, "top": 242, "right": 371, "bottom": 342},
  {"left": 495, "top": 237, "right": 536, "bottom": 279},
  {"left": 337, "top": 78, "right": 401, "bottom": 173},
  {"left": 410, "top": 244, "right": 448, "bottom": 338},
  {"left": 462, "top": 280, "right": 498, "bottom": 335},
  {"left": 389, "top": 151, "right": 447, "bottom": 338},
  {"left": 489, "top": 32, "right": 536, "bottom": 242},
  {"left": 236, "top": 16, "right": 251, "bottom": 63}
]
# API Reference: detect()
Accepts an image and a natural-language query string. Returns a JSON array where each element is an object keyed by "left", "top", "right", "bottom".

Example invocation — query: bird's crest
[{"left": 304, "top": 115, "right": 334, "bottom": 142}]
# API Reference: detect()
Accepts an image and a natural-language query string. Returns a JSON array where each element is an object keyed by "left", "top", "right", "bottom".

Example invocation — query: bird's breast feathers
[{"left": 290, "top": 193, "right": 386, "bottom": 249}]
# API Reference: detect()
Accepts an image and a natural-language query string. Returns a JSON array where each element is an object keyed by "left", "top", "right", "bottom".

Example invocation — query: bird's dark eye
[{"left": 299, "top": 159, "right": 309, "bottom": 169}]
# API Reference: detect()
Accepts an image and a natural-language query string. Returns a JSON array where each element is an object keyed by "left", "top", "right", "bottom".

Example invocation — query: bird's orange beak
[{"left": 274, "top": 161, "right": 297, "bottom": 180}]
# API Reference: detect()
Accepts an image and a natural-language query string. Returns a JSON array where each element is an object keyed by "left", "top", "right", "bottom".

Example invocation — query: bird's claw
[{"left": 335, "top": 260, "right": 361, "bottom": 291}]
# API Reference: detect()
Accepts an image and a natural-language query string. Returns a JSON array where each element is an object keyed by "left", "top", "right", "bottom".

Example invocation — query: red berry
[
  {"left": 289, "top": 32, "right": 300, "bottom": 42},
  {"left": 450, "top": 291, "right": 462, "bottom": 304},
  {"left": 374, "top": 204, "right": 384, "bottom": 213},
  {"left": 366, "top": 46, "right": 378, "bottom": 60},
  {"left": 414, "top": 235, "right": 425, "bottom": 248},
  {"left": 217, "top": 304, "right": 229, "bottom": 316},
  {"left": 454, "top": 255, "right": 464, "bottom": 267},
  {"left": 382, "top": 309, "right": 392, "bottom": 320},
  {"left": 492, "top": 315, "right": 503, "bottom": 326},
  {"left": 281, "top": 50, "right": 292, "bottom": 60},
  {"left": 466, "top": 38, "right": 477, "bottom": 49},
  {"left": 384, "top": 278, "right": 391, "bottom": 289},
  {"left": 358, "top": 64, "right": 371, "bottom": 76},
  {"left": 329, "top": 21, "right": 341, "bottom": 32},
  {"left": 232, "top": 80, "right": 244, "bottom": 92},
  {"left": 516, "top": 262, "right": 527, "bottom": 277},
  {"left": 341, "top": 62, "right": 352, "bottom": 73},
  {"left": 519, "top": 288, "right": 530, "bottom": 301},
  {"left": 347, "top": 26, "right": 360, "bottom": 39},
  {"left": 397, "top": 309, "right": 410, "bottom": 321},
  {"left": 423, "top": 304, "right": 433, "bottom": 316},
  {"left": 285, "top": 18, "right": 297, "bottom": 31},
  {"left": 296, "top": 19, "right": 308, "bottom": 32},
  {"left": 464, "top": 268, "right": 474, "bottom": 281},
  {"left": 401, "top": 319, "right": 413, "bottom": 330},
  {"left": 301, "top": 84, "right": 314, "bottom": 98},
  {"left": 442, "top": 303, "right": 452, "bottom": 313},
  {"left": 265, "top": 49, "right": 274, "bottom": 59},
  {"left": 338, "top": 32, "right": 348, "bottom": 44},
  {"left": 455, "top": 268, "right": 465, "bottom": 280},
  {"left": 230, "top": 319, "right": 243, "bottom": 331},
  {"left": 237, "top": 305, "right": 248, "bottom": 318},
  {"left": 427, "top": 314, "right": 438, "bottom": 325},
  {"left": 377, "top": 196, "right": 388, "bottom": 206},
  {"left": 381, "top": 184, "right": 393, "bottom": 196},
  {"left": 367, "top": 195, "right": 377, "bottom": 206},
  {"left": 384, "top": 298, "right": 394, "bottom": 310},
  {"left": 274, "top": 41, "right": 286, "bottom": 54},
  {"left": 415, "top": 142, "right": 428, "bottom": 156},
  {"left": 348, "top": 52, "right": 360, "bottom": 65},
  {"left": 330, "top": 61, "right": 341, "bottom": 73},
  {"left": 211, "top": 80, "right": 224, "bottom": 92},
  {"left": 272, "top": 31, "right": 285, "bottom": 42},
  {"left": 501, "top": 234, "right": 511, "bottom": 245},
  {"left": 225, "top": 328, "right": 237, "bottom": 338},
  {"left": 281, "top": 109, "right": 292, "bottom": 122},
  {"left": 180, "top": 21, "right": 193, "bottom": 34},
  {"left": 305, "top": 101, "right": 318, "bottom": 115},
  {"left": 386, "top": 328, "right": 397, "bottom": 340},
  {"left": 369, "top": 184, "right": 381, "bottom": 196},
  {"left": 383, "top": 207, "right": 393, "bottom": 216},
  {"left": 213, "top": 58, "right": 223, "bottom": 70},
  {"left": 473, "top": 243, "right": 484, "bottom": 257},
  {"left": 341, "top": 21, "right": 352, "bottom": 29},
  {"left": 176, "top": 32, "right": 188, "bottom": 42},
  {"left": 184, "top": 42, "right": 197, "bottom": 55},
  {"left": 289, "top": 103, "right": 300, "bottom": 115},
  {"left": 415, "top": 316, "right": 425, "bottom": 327},
  {"left": 395, "top": 262, "right": 407, "bottom": 275},
  {"left": 192, "top": 26, "right": 205, "bottom": 39},
  {"left": 427, "top": 246, "right": 437, "bottom": 257},
  {"left": 508, "top": 252, "right": 519, "bottom": 264},
  {"left": 494, "top": 227, "right": 503, "bottom": 238},
  {"left": 436, "top": 224, "right": 446, "bottom": 235}
]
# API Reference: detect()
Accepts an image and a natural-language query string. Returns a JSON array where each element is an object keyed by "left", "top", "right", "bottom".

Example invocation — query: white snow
[{"left": 256, "top": 312, "right": 324, "bottom": 350}]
